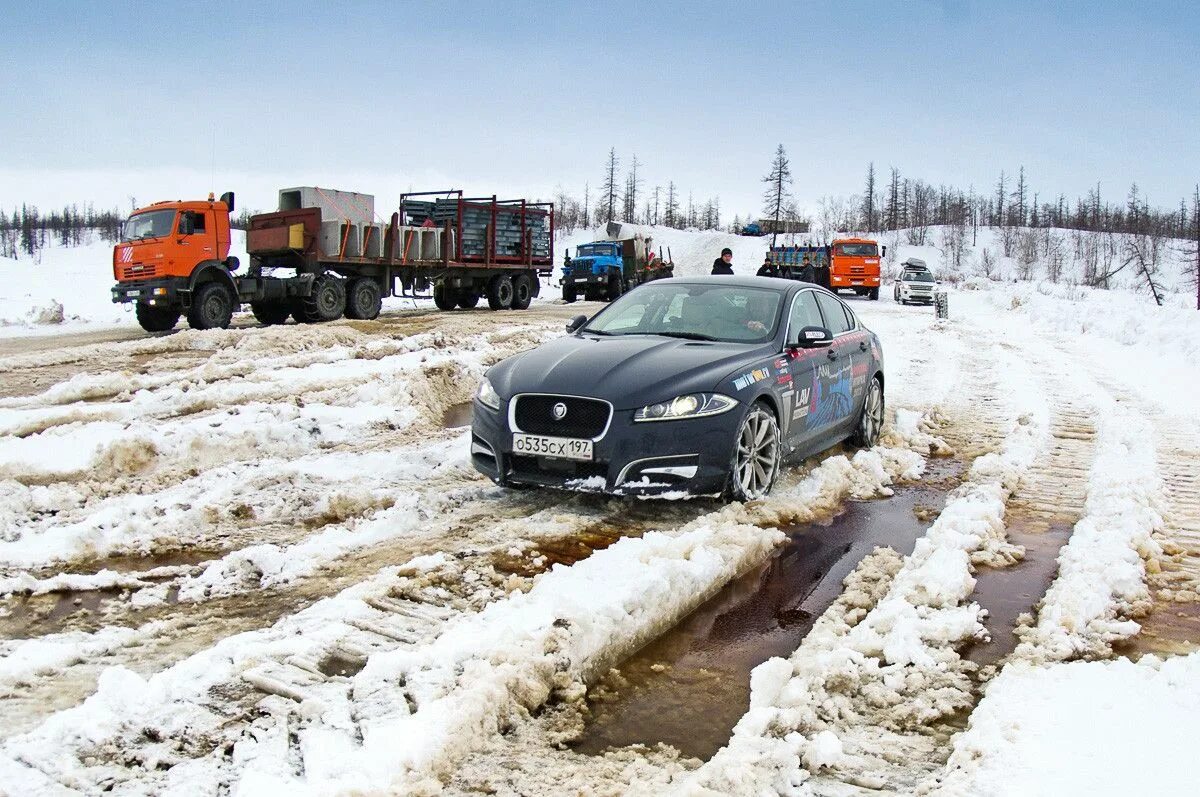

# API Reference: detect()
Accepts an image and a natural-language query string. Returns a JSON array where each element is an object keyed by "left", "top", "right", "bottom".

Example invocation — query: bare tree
[
  {"left": 601, "top": 148, "right": 619, "bottom": 224},
  {"left": 862, "top": 162, "right": 877, "bottom": 232},
  {"left": 1016, "top": 228, "right": 1039, "bottom": 280},
  {"left": 1186, "top": 185, "right": 1200, "bottom": 310},
  {"left": 761, "top": 144, "right": 793, "bottom": 246},
  {"left": 621, "top": 154, "right": 642, "bottom": 223},
  {"left": 885, "top": 167, "right": 901, "bottom": 231},
  {"left": 665, "top": 182, "right": 679, "bottom": 229},
  {"left": 979, "top": 247, "right": 998, "bottom": 280},
  {"left": 1124, "top": 228, "right": 1167, "bottom": 305}
]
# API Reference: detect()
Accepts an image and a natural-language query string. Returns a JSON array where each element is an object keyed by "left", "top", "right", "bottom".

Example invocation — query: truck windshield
[
  {"left": 835, "top": 243, "right": 878, "bottom": 257},
  {"left": 576, "top": 245, "right": 612, "bottom": 257},
  {"left": 583, "top": 283, "right": 782, "bottom": 344},
  {"left": 121, "top": 210, "right": 177, "bottom": 242}
]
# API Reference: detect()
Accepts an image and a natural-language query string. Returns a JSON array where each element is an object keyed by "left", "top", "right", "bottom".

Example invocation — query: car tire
[
  {"left": 851, "top": 376, "right": 885, "bottom": 448},
  {"left": 187, "top": 282, "right": 234, "bottom": 330},
  {"left": 135, "top": 303, "right": 180, "bottom": 333},
  {"left": 345, "top": 277, "right": 382, "bottom": 320},
  {"left": 487, "top": 275, "right": 514, "bottom": 310},
  {"left": 250, "top": 301, "right": 291, "bottom": 326},
  {"left": 726, "top": 402, "right": 781, "bottom": 502},
  {"left": 511, "top": 274, "right": 533, "bottom": 310}
]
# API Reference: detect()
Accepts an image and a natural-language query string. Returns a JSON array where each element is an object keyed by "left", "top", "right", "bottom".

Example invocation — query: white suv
[{"left": 893, "top": 259, "right": 936, "bottom": 305}]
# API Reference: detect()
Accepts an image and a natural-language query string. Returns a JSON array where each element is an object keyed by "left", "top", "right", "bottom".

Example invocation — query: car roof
[{"left": 653, "top": 275, "right": 832, "bottom": 294}]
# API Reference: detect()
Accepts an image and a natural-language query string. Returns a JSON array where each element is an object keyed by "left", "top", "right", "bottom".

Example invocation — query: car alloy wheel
[
  {"left": 730, "top": 404, "right": 781, "bottom": 501},
  {"left": 853, "top": 376, "right": 885, "bottom": 447}
]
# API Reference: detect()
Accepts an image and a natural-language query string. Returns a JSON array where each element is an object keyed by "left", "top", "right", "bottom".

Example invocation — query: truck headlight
[
  {"left": 476, "top": 378, "right": 501, "bottom": 411},
  {"left": 634, "top": 393, "right": 737, "bottom": 422}
]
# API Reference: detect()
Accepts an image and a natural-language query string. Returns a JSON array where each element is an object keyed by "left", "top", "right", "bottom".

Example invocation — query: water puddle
[
  {"left": 961, "top": 517, "right": 1073, "bottom": 667},
  {"left": 442, "top": 401, "right": 473, "bottom": 429},
  {"left": 571, "top": 460, "right": 962, "bottom": 760}
]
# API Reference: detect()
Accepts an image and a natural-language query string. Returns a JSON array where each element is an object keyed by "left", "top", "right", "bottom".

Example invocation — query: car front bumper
[{"left": 470, "top": 397, "right": 741, "bottom": 495}]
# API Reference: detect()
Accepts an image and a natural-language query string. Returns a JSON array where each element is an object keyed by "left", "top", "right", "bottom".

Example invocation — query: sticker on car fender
[{"left": 733, "top": 367, "right": 772, "bottom": 391}]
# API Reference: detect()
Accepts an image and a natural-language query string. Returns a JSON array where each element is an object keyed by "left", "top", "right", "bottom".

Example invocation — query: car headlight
[
  {"left": 476, "top": 378, "right": 501, "bottom": 411},
  {"left": 634, "top": 393, "right": 737, "bottom": 422}
]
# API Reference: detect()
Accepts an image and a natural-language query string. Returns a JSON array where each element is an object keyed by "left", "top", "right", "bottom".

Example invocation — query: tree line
[{"left": 553, "top": 148, "right": 725, "bottom": 233}]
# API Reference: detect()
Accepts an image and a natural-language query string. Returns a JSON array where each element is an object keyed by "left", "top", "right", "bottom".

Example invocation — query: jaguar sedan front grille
[{"left": 512, "top": 395, "right": 611, "bottom": 438}]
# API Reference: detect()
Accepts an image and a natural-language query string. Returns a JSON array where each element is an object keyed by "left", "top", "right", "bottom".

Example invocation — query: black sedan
[{"left": 470, "top": 276, "right": 885, "bottom": 501}]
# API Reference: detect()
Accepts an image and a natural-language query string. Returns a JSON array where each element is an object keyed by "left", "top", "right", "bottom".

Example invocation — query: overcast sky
[{"left": 2, "top": 0, "right": 1196, "bottom": 220}]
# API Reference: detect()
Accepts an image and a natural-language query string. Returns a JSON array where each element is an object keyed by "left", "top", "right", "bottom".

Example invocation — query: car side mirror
[
  {"left": 790, "top": 325, "right": 833, "bottom": 349},
  {"left": 566, "top": 314, "right": 587, "bottom": 333},
  {"left": 179, "top": 214, "right": 195, "bottom": 236}
]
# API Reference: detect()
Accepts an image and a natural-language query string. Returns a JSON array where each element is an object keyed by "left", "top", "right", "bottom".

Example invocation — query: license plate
[{"left": 513, "top": 433, "right": 594, "bottom": 461}]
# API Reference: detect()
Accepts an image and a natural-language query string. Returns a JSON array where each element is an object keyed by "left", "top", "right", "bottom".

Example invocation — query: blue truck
[{"left": 560, "top": 224, "right": 673, "bottom": 303}]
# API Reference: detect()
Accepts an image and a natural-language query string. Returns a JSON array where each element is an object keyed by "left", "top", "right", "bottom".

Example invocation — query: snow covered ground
[{"left": 0, "top": 225, "right": 1197, "bottom": 795}]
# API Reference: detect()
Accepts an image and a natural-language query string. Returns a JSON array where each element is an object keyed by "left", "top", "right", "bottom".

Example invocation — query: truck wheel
[
  {"left": 562, "top": 284, "right": 577, "bottom": 303},
  {"left": 457, "top": 292, "right": 480, "bottom": 309},
  {"left": 433, "top": 282, "right": 458, "bottom": 311},
  {"left": 606, "top": 272, "right": 624, "bottom": 302},
  {"left": 511, "top": 274, "right": 533, "bottom": 310},
  {"left": 187, "top": 283, "right": 234, "bottom": 330},
  {"left": 251, "top": 301, "right": 291, "bottom": 326},
  {"left": 487, "top": 275, "right": 514, "bottom": 310},
  {"left": 345, "top": 277, "right": 382, "bottom": 320},
  {"left": 135, "top": 303, "right": 180, "bottom": 333},
  {"left": 302, "top": 273, "right": 346, "bottom": 322},
  {"left": 869, "top": 287, "right": 880, "bottom": 301}
]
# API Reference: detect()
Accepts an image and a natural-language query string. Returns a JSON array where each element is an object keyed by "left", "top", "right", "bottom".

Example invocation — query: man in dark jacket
[
  {"left": 799, "top": 256, "right": 815, "bottom": 283},
  {"left": 756, "top": 254, "right": 779, "bottom": 278},
  {"left": 711, "top": 248, "right": 734, "bottom": 275}
]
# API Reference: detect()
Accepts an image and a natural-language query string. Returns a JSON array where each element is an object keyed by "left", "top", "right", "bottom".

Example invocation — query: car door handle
[
  {"left": 859, "top": 341, "right": 868, "bottom": 352},
  {"left": 827, "top": 350, "right": 837, "bottom": 361}
]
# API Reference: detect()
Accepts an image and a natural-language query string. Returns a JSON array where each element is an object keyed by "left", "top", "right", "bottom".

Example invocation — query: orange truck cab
[
  {"left": 111, "top": 192, "right": 242, "bottom": 331},
  {"left": 828, "top": 237, "right": 885, "bottom": 299}
]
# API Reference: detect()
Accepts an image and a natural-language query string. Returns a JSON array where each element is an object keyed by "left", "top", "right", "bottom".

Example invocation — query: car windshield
[
  {"left": 902, "top": 271, "right": 934, "bottom": 282},
  {"left": 836, "top": 243, "right": 878, "bottom": 257},
  {"left": 582, "top": 283, "right": 783, "bottom": 344},
  {"left": 121, "top": 209, "right": 176, "bottom": 242}
]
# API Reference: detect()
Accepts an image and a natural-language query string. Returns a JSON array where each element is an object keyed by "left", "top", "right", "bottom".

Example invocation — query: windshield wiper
[
  {"left": 581, "top": 328, "right": 619, "bottom": 336},
  {"left": 656, "top": 331, "right": 719, "bottom": 341}
]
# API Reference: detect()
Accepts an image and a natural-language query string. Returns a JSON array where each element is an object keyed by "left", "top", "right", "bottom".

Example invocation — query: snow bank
[
  {"left": 1012, "top": 401, "right": 1164, "bottom": 663},
  {"left": 927, "top": 652, "right": 1200, "bottom": 796}
]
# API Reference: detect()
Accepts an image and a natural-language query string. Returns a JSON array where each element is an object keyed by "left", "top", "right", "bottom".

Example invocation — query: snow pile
[
  {"left": 1012, "top": 402, "right": 1164, "bottom": 663},
  {"left": 927, "top": 652, "right": 1200, "bottom": 796},
  {"left": 682, "top": 387, "right": 1050, "bottom": 795}
]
